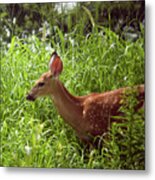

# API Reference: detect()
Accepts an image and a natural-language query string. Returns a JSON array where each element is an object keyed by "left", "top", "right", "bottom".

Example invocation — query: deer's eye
[{"left": 38, "top": 82, "right": 45, "bottom": 87}]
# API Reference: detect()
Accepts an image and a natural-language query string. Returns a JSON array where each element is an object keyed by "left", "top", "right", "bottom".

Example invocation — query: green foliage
[
  {"left": 1, "top": 25, "right": 144, "bottom": 169},
  {"left": 0, "top": 1, "right": 144, "bottom": 43},
  {"left": 101, "top": 89, "right": 145, "bottom": 170}
]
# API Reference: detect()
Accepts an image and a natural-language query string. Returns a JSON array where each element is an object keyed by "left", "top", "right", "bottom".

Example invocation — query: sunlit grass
[{"left": 1, "top": 27, "right": 144, "bottom": 169}]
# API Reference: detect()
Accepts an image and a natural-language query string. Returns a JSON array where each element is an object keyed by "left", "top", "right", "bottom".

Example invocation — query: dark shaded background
[{"left": 0, "top": 1, "right": 145, "bottom": 44}]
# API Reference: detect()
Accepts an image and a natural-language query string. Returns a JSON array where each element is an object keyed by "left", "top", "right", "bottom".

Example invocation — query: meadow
[{"left": 1, "top": 25, "right": 145, "bottom": 169}]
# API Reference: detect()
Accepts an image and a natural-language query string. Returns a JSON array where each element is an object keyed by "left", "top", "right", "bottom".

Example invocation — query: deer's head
[{"left": 26, "top": 52, "right": 63, "bottom": 101}]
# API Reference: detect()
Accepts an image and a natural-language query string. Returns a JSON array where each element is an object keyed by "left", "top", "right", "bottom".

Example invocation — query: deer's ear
[{"left": 49, "top": 52, "right": 63, "bottom": 77}]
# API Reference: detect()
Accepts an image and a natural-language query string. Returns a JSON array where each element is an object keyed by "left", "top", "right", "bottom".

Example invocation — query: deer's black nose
[{"left": 26, "top": 94, "right": 35, "bottom": 101}]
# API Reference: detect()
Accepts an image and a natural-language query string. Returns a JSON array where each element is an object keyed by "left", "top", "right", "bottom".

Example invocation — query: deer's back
[{"left": 81, "top": 85, "right": 144, "bottom": 137}]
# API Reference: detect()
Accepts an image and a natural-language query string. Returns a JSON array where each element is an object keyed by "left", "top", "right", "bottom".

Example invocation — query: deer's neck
[{"left": 50, "top": 79, "right": 83, "bottom": 130}]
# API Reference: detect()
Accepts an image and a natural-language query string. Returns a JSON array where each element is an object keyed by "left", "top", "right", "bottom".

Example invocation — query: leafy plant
[{"left": 1, "top": 24, "right": 144, "bottom": 169}]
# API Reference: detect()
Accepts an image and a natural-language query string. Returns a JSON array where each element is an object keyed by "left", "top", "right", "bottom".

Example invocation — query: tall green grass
[{"left": 1, "top": 27, "right": 144, "bottom": 169}]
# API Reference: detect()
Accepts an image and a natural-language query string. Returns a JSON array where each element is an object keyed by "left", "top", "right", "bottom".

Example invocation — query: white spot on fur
[
  {"left": 83, "top": 110, "right": 86, "bottom": 115},
  {"left": 95, "top": 124, "right": 98, "bottom": 128},
  {"left": 113, "top": 97, "right": 118, "bottom": 104},
  {"left": 90, "top": 125, "right": 94, "bottom": 129}
]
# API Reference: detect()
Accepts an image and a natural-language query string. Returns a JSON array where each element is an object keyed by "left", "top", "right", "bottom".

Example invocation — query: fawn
[{"left": 26, "top": 52, "right": 144, "bottom": 143}]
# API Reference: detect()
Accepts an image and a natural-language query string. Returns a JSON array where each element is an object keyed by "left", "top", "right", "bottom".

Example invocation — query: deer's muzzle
[{"left": 26, "top": 94, "right": 36, "bottom": 101}]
